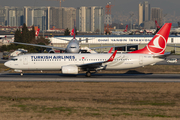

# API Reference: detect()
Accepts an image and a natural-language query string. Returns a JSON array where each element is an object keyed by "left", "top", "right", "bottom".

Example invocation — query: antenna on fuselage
[{"left": 73, "top": 19, "right": 75, "bottom": 39}]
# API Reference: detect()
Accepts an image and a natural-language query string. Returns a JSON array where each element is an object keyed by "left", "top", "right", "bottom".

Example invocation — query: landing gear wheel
[
  {"left": 86, "top": 71, "right": 91, "bottom": 77},
  {"left": 20, "top": 72, "right": 23, "bottom": 76}
]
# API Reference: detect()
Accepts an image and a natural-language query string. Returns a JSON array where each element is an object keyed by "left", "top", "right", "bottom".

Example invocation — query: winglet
[
  {"left": 108, "top": 47, "right": 113, "bottom": 53},
  {"left": 106, "top": 50, "right": 117, "bottom": 62}
]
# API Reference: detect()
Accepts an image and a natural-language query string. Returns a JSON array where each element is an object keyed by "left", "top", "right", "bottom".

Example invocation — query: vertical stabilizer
[
  {"left": 129, "top": 23, "right": 172, "bottom": 55},
  {"left": 123, "top": 25, "right": 128, "bottom": 32},
  {"left": 35, "top": 28, "right": 40, "bottom": 37},
  {"left": 155, "top": 20, "right": 160, "bottom": 29}
]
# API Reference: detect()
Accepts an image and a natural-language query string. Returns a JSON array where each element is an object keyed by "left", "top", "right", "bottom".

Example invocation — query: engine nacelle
[
  {"left": 61, "top": 65, "right": 78, "bottom": 74},
  {"left": 49, "top": 50, "right": 55, "bottom": 53}
]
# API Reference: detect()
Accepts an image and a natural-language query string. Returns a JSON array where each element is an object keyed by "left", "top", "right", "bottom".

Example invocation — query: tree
[
  {"left": 64, "top": 28, "right": 70, "bottom": 36},
  {"left": 29, "top": 25, "right": 35, "bottom": 42},
  {"left": 0, "top": 45, "right": 7, "bottom": 52},
  {"left": 95, "top": 29, "right": 100, "bottom": 33},
  {"left": 13, "top": 23, "right": 50, "bottom": 53},
  {"left": 22, "top": 23, "right": 30, "bottom": 43},
  {"left": 14, "top": 28, "right": 22, "bottom": 42}
]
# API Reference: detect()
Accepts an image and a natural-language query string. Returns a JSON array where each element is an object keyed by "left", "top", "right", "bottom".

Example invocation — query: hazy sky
[{"left": 0, "top": 0, "right": 180, "bottom": 16}]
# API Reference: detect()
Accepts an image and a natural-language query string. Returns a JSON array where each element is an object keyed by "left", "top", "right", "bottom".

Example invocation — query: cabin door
[{"left": 23, "top": 56, "right": 28, "bottom": 65}]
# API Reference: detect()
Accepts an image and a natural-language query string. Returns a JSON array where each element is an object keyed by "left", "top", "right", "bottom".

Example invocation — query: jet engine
[
  {"left": 61, "top": 65, "right": 78, "bottom": 74},
  {"left": 48, "top": 50, "right": 55, "bottom": 53}
]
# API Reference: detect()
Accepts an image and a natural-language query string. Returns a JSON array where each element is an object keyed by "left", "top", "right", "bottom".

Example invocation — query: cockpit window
[
  {"left": 11, "top": 58, "right": 18, "bottom": 61},
  {"left": 70, "top": 47, "right": 76, "bottom": 48}
]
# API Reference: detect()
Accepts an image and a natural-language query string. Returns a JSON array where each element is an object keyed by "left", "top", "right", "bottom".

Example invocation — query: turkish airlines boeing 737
[{"left": 4, "top": 23, "right": 172, "bottom": 77}]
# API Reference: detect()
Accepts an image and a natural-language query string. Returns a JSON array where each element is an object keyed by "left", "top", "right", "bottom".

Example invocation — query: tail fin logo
[
  {"left": 147, "top": 34, "right": 166, "bottom": 54},
  {"left": 71, "top": 28, "right": 74, "bottom": 36},
  {"left": 35, "top": 28, "right": 40, "bottom": 37}
]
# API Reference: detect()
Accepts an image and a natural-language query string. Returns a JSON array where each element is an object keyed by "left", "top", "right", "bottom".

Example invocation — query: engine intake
[{"left": 49, "top": 50, "right": 55, "bottom": 53}]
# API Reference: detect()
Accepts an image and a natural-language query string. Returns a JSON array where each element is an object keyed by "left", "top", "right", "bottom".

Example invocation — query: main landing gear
[
  {"left": 86, "top": 71, "right": 91, "bottom": 77},
  {"left": 20, "top": 72, "right": 23, "bottom": 76}
]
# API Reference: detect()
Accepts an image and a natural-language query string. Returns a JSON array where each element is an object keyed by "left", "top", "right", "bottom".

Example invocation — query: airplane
[
  {"left": 139, "top": 20, "right": 160, "bottom": 34},
  {"left": 4, "top": 23, "right": 172, "bottom": 77},
  {"left": 12, "top": 26, "right": 83, "bottom": 53},
  {"left": 0, "top": 35, "right": 14, "bottom": 44},
  {"left": 155, "top": 20, "right": 160, "bottom": 29},
  {"left": 111, "top": 25, "right": 129, "bottom": 35},
  {"left": 12, "top": 23, "right": 132, "bottom": 53}
]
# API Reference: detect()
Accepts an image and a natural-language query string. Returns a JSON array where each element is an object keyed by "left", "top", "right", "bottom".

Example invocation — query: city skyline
[
  {"left": 0, "top": 0, "right": 180, "bottom": 16},
  {"left": 0, "top": 0, "right": 180, "bottom": 27}
]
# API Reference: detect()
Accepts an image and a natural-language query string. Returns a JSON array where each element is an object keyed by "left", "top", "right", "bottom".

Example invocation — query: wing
[
  {"left": 77, "top": 50, "right": 117, "bottom": 69},
  {"left": 55, "top": 38, "right": 71, "bottom": 41},
  {"left": 11, "top": 42, "right": 66, "bottom": 51}
]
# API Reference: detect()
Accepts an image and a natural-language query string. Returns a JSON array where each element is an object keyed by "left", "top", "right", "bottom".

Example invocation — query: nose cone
[
  {"left": 4, "top": 61, "right": 11, "bottom": 68},
  {"left": 66, "top": 43, "right": 79, "bottom": 53}
]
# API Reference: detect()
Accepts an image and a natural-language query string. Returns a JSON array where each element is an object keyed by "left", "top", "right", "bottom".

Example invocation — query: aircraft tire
[
  {"left": 86, "top": 71, "right": 91, "bottom": 77},
  {"left": 20, "top": 73, "right": 23, "bottom": 76}
]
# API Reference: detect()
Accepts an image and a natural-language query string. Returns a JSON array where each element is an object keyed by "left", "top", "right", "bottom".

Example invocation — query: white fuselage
[{"left": 4, "top": 53, "right": 164, "bottom": 71}]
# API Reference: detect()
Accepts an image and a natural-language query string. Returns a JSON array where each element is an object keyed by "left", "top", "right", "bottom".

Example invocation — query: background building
[
  {"left": 138, "top": 3, "right": 143, "bottom": 25},
  {"left": 151, "top": 7, "right": 163, "bottom": 26},
  {"left": 62, "top": 7, "right": 76, "bottom": 30},
  {"left": 33, "top": 7, "right": 48, "bottom": 31},
  {"left": 0, "top": 7, "right": 7, "bottom": 26},
  {"left": 8, "top": 7, "right": 24, "bottom": 27},
  {"left": 143, "top": 1, "right": 150, "bottom": 22},
  {"left": 138, "top": 1, "right": 151, "bottom": 28},
  {"left": 0, "top": 5, "right": 105, "bottom": 33},
  {"left": 49, "top": 7, "right": 63, "bottom": 30},
  {"left": 76, "top": 6, "right": 104, "bottom": 33},
  {"left": 24, "top": 6, "right": 34, "bottom": 27}
]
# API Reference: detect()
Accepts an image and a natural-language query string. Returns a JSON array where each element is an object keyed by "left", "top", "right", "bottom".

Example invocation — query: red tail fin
[
  {"left": 107, "top": 50, "right": 117, "bottom": 62},
  {"left": 71, "top": 28, "right": 74, "bottom": 36},
  {"left": 108, "top": 47, "right": 113, "bottom": 53},
  {"left": 129, "top": 23, "right": 172, "bottom": 55},
  {"left": 35, "top": 28, "right": 40, "bottom": 37},
  {"left": 155, "top": 20, "right": 160, "bottom": 29},
  {"left": 123, "top": 25, "right": 128, "bottom": 32}
]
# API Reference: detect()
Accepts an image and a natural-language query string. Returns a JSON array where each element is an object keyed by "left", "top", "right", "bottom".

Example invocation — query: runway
[{"left": 0, "top": 73, "right": 180, "bottom": 82}]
